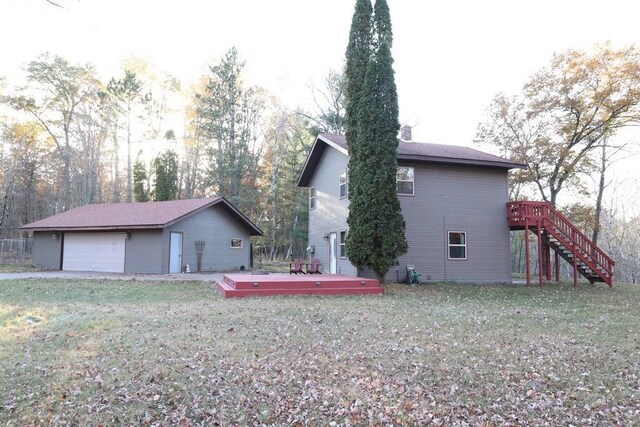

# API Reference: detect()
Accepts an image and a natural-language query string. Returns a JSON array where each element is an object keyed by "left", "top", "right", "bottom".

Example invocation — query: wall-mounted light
[
  {"left": 124, "top": 231, "right": 131, "bottom": 240},
  {"left": 52, "top": 232, "right": 60, "bottom": 241},
  {"left": 322, "top": 233, "right": 329, "bottom": 241}
]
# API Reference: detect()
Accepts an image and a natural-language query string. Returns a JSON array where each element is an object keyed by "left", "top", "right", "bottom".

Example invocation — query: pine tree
[
  {"left": 153, "top": 150, "right": 179, "bottom": 201},
  {"left": 373, "top": 0, "right": 392, "bottom": 46},
  {"left": 133, "top": 159, "right": 149, "bottom": 202},
  {"left": 197, "top": 48, "right": 265, "bottom": 217},
  {"left": 344, "top": 0, "right": 373, "bottom": 151},
  {"left": 345, "top": 0, "right": 407, "bottom": 281},
  {"left": 107, "top": 70, "right": 150, "bottom": 203},
  {"left": 344, "top": 0, "right": 373, "bottom": 271}
]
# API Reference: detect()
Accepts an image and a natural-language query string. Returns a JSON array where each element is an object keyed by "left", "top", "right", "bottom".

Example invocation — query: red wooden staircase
[{"left": 507, "top": 201, "right": 615, "bottom": 287}]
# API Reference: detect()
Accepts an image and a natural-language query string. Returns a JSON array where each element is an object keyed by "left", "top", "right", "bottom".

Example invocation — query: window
[
  {"left": 448, "top": 231, "right": 467, "bottom": 260},
  {"left": 396, "top": 167, "right": 414, "bottom": 195},
  {"left": 339, "top": 170, "right": 348, "bottom": 199},
  {"left": 309, "top": 186, "right": 316, "bottom": 210},
  {"left": 230, "top": 238, "right": 243, "bottom": 249},
  {"left": 339, "top": 231, "right": 346, "bottom": 258}
]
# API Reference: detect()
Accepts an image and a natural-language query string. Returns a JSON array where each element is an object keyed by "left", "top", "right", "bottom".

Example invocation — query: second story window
[
  {"left": 339, "top": 170, "right": 348, "bottom": 199},
  {"left": 396, "top": 167, "right": 414, "bottom": 195},
  {"left": 309, "top": 186, "right": 316, "bottom": 210}
]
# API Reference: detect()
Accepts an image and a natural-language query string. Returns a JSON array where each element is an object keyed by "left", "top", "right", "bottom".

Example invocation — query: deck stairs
[{"left": 507, "top": 201, "right": 615, "bottom": 287}]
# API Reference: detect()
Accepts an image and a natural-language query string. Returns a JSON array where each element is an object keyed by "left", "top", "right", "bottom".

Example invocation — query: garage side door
[{"left": 63, "top": 232, "right": 125, "bottom": 273}]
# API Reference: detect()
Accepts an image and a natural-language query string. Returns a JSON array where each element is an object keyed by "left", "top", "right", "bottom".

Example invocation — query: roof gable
[
  {"left": 297, "top": 133, "right": 527, "bottom": 187},
  {"left": 20, "top": 197, "right": 263, "bottom": 235}
]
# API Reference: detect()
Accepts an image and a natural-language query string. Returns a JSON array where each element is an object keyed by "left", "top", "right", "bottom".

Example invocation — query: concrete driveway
[{"left": 0, "top": 271, "right": 225, "bottom": 282}]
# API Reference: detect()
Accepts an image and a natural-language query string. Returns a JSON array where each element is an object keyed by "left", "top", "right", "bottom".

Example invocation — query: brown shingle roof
[
  {"left": 20, "top": 197, "right": 263, "bottom": 235},
  {"left": 320, "top": 133, "right": 525, "bottom": 167},
  {"left": 298, "top": 133, "right": 526, "bottom": 186}
]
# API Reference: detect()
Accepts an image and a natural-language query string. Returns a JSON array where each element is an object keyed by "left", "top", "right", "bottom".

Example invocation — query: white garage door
[{"left": 63, "top": 232, "right": 125, "bottom": 273}]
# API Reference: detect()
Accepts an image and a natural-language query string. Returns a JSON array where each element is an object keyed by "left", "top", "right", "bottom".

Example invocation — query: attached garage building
[{"left": 20, "top": 198, "right": 262, "bottom": 274}]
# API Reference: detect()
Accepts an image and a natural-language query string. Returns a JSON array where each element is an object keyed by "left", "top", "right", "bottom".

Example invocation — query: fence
[{"left": 0, "top": 238, "right": 32, "bottom": 263}]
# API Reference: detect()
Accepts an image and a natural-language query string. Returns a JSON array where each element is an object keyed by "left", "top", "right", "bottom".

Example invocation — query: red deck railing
[{"left": 507, "top": 201, "right": 615, "bottom": 286}]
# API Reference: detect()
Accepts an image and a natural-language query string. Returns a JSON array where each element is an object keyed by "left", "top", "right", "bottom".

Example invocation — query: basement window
[
  {"left": 396, "top": 167, "right": 414, "bottom": 195},
  {"left": 448, "top": 231, "right": 467, "bottom": 260},
  {"left": 230, "top": 238, "right": 243, "bottom": 249}
]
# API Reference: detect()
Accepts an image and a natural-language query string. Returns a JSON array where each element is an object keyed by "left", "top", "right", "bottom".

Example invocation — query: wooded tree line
[
  {"left": 0, "top": 49, "right": 345, "bottom": 261},
  {"left": 476, "top": 44, "right": 640, "bottom": 282},
  {"left": 2, "top": 41, "right": 640, "bottom": 280}
]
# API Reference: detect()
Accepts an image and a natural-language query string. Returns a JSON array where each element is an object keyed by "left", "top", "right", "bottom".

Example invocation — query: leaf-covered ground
[{"left": 1, "top": 279, "right": 639, "bottom": 426}]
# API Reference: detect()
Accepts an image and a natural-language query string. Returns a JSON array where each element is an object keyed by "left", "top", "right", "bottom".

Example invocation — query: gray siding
[
  {"left": 31, "top": 205, "right": 252, "bottom": 274},
  {"left": 33, "top": 231, "right": 62, "bottom": 270},
  {"left": 307, "top": 145, "right": 512, "bottom": 283},
  {"left": 164, "top": 205, "right": 251, "bottom": 273},
  {"left": 389, "top": 162, "right": 511, "bottom": 283},
  {"left": 124, "top": 230, "right": 163, "bottom": 273},
  {"left": 307, "top": 147, "right": 357, "bottom": 275}
]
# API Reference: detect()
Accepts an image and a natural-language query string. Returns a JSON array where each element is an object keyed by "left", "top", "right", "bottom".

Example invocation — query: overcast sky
[{"left": 2, "top": 0, "right": 640, "bottom": 148}]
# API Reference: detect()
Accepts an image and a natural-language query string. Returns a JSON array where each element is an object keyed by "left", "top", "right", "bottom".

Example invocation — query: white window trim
[
  {"left": 339, "top": 170, "right": 348, "bottom": 199},
  {"left": 309, "top": 186, "right": 316, "bottom": 210},
  {"left": 396, "top": 166, "right": 415, "bottom": 196},
  {"left": 230, "top": 238, "right": 244, "bottom": 249},
  {"left": 448, "top": 231, "right": 467, "bottom": 260}
]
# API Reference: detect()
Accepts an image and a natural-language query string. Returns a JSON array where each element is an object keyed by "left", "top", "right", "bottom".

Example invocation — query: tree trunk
[
  {"left": 0, "top": 169, "right": 13, "bottom": 230},
  {"left": 269, "top": 126, "right": 282, "bottom": 262},
  {"left": 112, "top": 122, "right": 121, "bottom": 202},
  {"left": 126, "top": 104, "right": 132, "bottom": 203},
  {"left": 592, "top": 143, "right": 607, "bottom": 245},
  {"left": 62, "top": 125, "right": 72, "bottom": 211}
]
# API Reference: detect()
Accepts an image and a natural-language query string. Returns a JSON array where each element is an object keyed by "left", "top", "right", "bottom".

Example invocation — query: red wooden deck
[{"left": 216, "top": 273, "right": 384, "bottom": 298}]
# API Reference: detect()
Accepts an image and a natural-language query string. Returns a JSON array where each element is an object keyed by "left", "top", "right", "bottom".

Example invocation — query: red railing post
[
  {"left": 537, "top": 220, "right": 544, "bottom": 288},
  {"left": 573, "top": 249, "right": 578, "bottom": 288},
  {"left": 525, "top": 217, "right": 530, "bottom": 287}
]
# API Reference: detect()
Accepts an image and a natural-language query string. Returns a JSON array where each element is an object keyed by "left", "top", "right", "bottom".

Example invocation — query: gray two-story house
[{"left": 297, "top": 129, "right": 526, "bottom": 283}]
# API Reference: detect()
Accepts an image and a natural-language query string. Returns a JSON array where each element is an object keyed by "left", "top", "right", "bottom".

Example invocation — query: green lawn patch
[{"left": 1, "top": 279, "right": 638, "bottom": 425}]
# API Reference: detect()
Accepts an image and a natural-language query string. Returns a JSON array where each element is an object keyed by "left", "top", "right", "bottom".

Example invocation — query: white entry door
[
  {"left": 329, "top": 232, "right": 337, "bottom": 274},
  {"left": 169, "top": 232, "right": 183, "bottom": 273},
  {"left": 63, "top": 232, "right": 125, "bottom": 273}
]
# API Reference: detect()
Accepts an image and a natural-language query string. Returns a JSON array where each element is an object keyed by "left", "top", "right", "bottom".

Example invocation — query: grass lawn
[
  {"left": 0, "top": 264, "right": 38, "bottom": 273},
  {"left": 1, "top": 279, "right": 639, "bottom": 425}
]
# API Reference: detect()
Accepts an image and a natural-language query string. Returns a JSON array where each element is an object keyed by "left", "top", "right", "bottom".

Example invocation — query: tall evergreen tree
[
  {"left": 373, "top": 0, "right": 392, "bottom": 46},
  {"left": 196, "top": 48, "right": 265, "bottom": 217},
  {"left": 344, "top": 0, "right": 373, "bottom": 151},
  {"left": 153, "top": 150, "right": 179, "bottom": 201},
  {"left": 133, "top": 159, "right": 149, "bottom": 202},
  {"left": 107, "top": 70, "right": 150, "bottom": 203},
  {"left": 345, "top": 0, "right": 407, "bottom": 281}
]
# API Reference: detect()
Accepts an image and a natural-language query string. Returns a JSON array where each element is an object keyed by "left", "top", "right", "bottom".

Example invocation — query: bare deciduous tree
[
  {"left": 2, "top": 54, "right": 101, "bottom": 211},
  {"left": 477, "top": 44, "right": 640, "bottom": 206}
]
